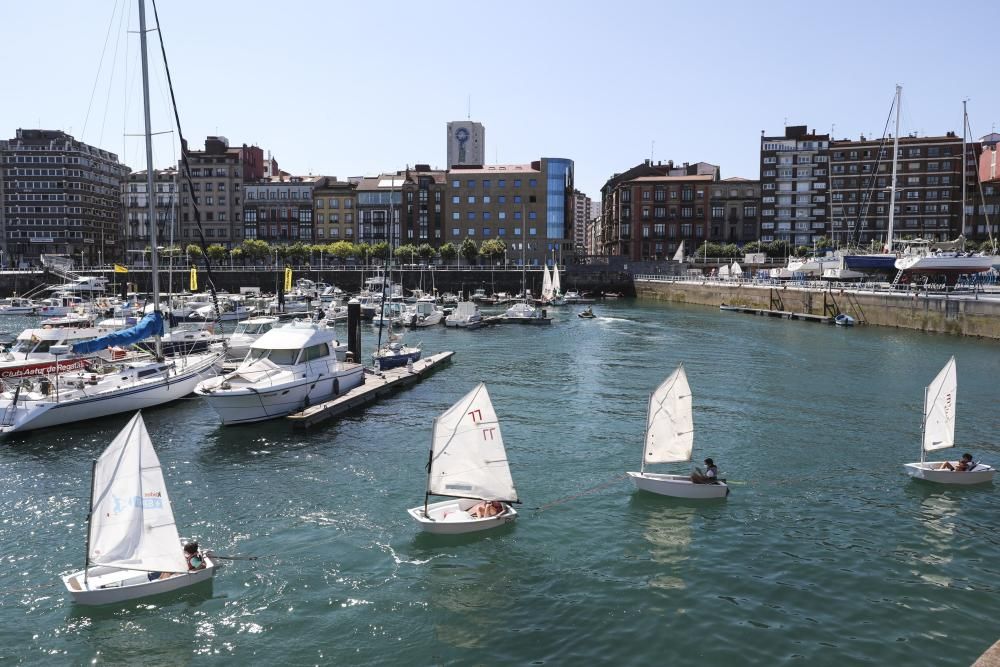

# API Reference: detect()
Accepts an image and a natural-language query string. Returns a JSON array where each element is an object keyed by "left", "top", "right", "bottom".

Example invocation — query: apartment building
[
  {"left": 123, "top": 167, "right": 179, "bottom": 257},
  {"left": 243, "top": 175, "right": 320, "bottom": 244},
  {"left": 571, "top": 189, "right": 592, "bottom": 255},
  {"left": 400, "top": 165, "right": 447, "bottom": 244},
  {"left": 0, "top": 129, "right": 128, "bottom": 266},
  {"left": 759, "top": 126, "right": 830, "bottom": 246},
  {"left": 709, "top": 177, "right": 761, "bottom": 244},
  {"left": 355, "top": 173, "right": 403, "bottom": 245},
  {"left": 313, "top": 177, "right": 357, "bottom": 243}
]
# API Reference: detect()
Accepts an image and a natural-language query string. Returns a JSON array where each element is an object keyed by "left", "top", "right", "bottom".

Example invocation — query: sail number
[{"left": 467, "top": 408, "right": 496, "bottom": 440}]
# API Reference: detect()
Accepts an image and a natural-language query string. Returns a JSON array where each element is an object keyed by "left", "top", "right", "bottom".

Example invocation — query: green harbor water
[{"left": 1, "top": 300, "right": 999, "bottom": 665}]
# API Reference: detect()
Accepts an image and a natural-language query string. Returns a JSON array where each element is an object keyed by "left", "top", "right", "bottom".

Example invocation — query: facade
[
  {"left": 0, "top": 129, "right": 128, "bottom": 266},
  {"left": 355, "top": 174, "right": 404, "bottom": 245},
  {"left": 828, "top": 133, "right": 977, "bottom": 246},
  {"left": 123, "top": 168, "right": 179, "bottom": 258},
  {"left": 400, "top": 165, "right": 447, "bottom": 244},
  {"left": 445, "top": 157, "right": 574, "bottom": 265},
  {"left": 600, "top": 160, "right": 720, "bottom": 261},
  {"left": 312, "top": 177, "right": 357, "bottom": 243},
  {"left": 177, "top": 136, "right": 264, "bottom": 248},
  {"left": 446, "top": 121, "right": 486, "bottom": 167},
  {"left": 709, "top": 177, "right": 761, "bottom": 244},
  {"left": 968, "top": 178, "right": 1000, "bottom": 242},
  {"left": 759, "top": 126, "right": 830, "bottom": 246},
  {"left": 571, "top": 189, "right": 592, "bottom": 256},
  {"left": 242, "top": 175, "right": 320, "bottom": 244}
]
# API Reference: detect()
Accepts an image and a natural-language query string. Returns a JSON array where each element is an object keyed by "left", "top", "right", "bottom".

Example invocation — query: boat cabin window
[
  {"left": 301, "top": 343, "right": 330, "bottom": 362},
  {"left": 247, "top": 347, "right": 299, "bottom": 365}
]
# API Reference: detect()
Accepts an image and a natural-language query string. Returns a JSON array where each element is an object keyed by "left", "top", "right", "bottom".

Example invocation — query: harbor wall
[{"left": 634, "top": 279, "right": 1000, "bottom": 340}]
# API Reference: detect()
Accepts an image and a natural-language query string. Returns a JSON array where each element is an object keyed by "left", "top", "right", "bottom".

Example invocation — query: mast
[
  {"left": 138, "top": 0, "right": 162, "bottom": 359},
  {"left": 376, "top": 179, "right": 393, "bottom": 353},
  {"left": 423, "top": 416, "right": 437, "bottom": 517},
  {"left": 920, "top": 385, "right": 928, "bottom": 463},
  {"left": 886, "top": 84, "right": 902, "bottom": 254},
  {"left": 640, "top": 391, "right": 653, "bottom": 474},
  {"left": 962, "top": 99, "right": 968, "bottom": 240},
  {"left": 83, "top": 459, "right": 97, "bottom": 586},
  {"left": 521, "top": 204, "right": 527, "bottom": 302}
]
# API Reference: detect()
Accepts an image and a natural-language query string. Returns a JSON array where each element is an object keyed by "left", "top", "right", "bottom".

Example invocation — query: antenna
[
  {"left": 651, "top": 140, "right": 655, "bottom": 162},
  {"left": 467, "top": 95, "right": 471, "bottom": 120}
]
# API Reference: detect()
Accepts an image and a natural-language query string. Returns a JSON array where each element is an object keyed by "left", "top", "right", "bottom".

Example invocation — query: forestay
[
  {"left": 427, "top": 383, "right": 518, "bottom": 502},
  {"left": 644, "top": 365, "right": 694, "bottom": 464},
  {"left": 88, "top": 413, "right": 187, "bottom": 573},
  {"left": 923, "top": 356, "right": 957, "bottom": 453}
]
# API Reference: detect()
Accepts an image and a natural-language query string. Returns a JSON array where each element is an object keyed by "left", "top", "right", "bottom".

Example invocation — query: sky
[{"left": 3, "top": 0, "right": 999, "bottom": 200}]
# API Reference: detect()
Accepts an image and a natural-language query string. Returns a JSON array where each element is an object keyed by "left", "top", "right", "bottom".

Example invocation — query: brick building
[
  {"left": 313, "top": 177, "right": 357, "bottom": 243},
  {"left": 242, "top": 175, "right": 320, "bottom": 244},
  {"left": 709, "top": 177, "right": 760, "bottom": 244},
  {"left": 123, "top": 167, "right": 178, "bottom": 258}
]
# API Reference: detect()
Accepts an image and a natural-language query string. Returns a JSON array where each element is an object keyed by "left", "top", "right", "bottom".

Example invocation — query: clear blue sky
[{"left": 3, "top": 0, "right": 998, "bottom": 200}]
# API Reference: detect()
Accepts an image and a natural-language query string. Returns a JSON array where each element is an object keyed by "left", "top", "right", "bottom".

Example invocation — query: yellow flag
[
  {"left": 190, "top": 266, "right": 198, "bottom": 291},
  {"left": 284, "top": 266, "right": 293, "bottom": 292},
  {"left": 113, "top": 263, "right": 128, "bottom": 274}
]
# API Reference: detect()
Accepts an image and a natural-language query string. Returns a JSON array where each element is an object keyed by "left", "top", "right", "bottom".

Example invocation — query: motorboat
[
  {"left": 407, "top": 383, "right": 519, "bottom": 534},
  {"left": 578, "top": 306, "right": 596, "bottom": 319},
  {"left": 319, "top": 285, "right": 345, "bottom": 303},
  {"left": 194, "top": 321, "right": 364, "bottom": 425},
  {"left": 405, "top": 298, "right": 444, "bottom": 328},
  {"left": 504, "top": 301, "right": 550, "bottom": 324},
  {"left": 190, "top": 296, "right": 252, "bottom": 322},
  {"left": 0, "top": 325, "right": 130, "bottom": 380},
  {"left": 225, "top": 316, "right": 280, "bottom": 361},
  {"left": 894, "top": 240, "right": 994, "bottom": 279},
  {"left": 0, "top": 297, "right": 39, "bottom": 315},
  {"left": 36, "top": 295, "right": 89, "bottom": 317},
  {"left": 562, "top": 290, "right": 595, "bottom": 304},
  {"left": 834, "top": 314, "right": 856, "bottom": 327},
  {"left": 445, "top": 301, "right": 483, "bottom": 329},
  {"left": 135, "top": 322, "right": 225, "bottom": 357},
  {"left": 372, "top": 302, "right": 406, "bottom": 328}
]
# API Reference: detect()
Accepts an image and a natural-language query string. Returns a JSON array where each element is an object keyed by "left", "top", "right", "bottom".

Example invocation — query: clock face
[{"left": 455, "top": 128, "right": 470, "bottom": 142}]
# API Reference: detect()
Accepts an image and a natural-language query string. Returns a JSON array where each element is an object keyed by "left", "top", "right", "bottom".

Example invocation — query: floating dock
[
  {"left": 720, "top": 304, "right": 833, "bottom": 324},
  {"left": 286, "top": 351, "right": 454, "bottom": 429}
]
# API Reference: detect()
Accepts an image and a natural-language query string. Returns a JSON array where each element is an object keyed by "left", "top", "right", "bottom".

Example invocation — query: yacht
[
  {"left": 190, "top": 296, "right": 252, "bottom": 322},
  {"left": 405, "top": 297, "right": 444, "bottom": 328},
  {"left": 135, "top": 322, "right": 224, "bottom": 357},
  {"left": 0, "top": 324, "right": 127, "bottom": 380},
  {"left": 194, "top": 322, "right": 364, "bottom": 425},
  {"left": 36, "top": 295, "right": 89, "bottom": 317},
  {"left": 225, "top": 316, "right": 280, "bottom": 361},
  {"left": 444, "top": 301, "right": 483, "bottom": 329},
  {"left": 372, "top": 334, "right": 421, "bottom": 370},
  {"left": 0, "top": 297, "right": 39, "bottom": 315}
]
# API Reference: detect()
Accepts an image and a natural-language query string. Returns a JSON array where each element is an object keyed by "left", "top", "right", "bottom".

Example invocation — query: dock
[
  {"left": 286, "top": 351, "right": 455, "bottom": 429},
  {"left": 719, "top": 304, "right": 833, "bottom": 324}
]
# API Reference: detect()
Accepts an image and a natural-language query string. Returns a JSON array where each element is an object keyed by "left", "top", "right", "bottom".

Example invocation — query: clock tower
[{"left": 446, "top": 121, "right": 485, "bottom": 167}]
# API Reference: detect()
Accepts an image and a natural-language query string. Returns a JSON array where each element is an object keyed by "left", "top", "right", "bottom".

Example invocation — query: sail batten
[
  {"left": 427, "top": 383, "right": 517, "bottom": 502},
  {"left": 923, "top": 357, "right": 957, "bottom": 453},
  {"left": 643, "top": 365, "right": 694, "bottom": 464}
]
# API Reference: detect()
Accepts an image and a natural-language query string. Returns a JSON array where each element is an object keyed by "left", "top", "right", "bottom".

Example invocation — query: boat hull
[
  {"left": 407, "top": 499, "right": 517, "bottom": 535},
  {"left": 895, "top": 255, "right": 994, "bottom": 275},
  {"left": 62, "top": 558, "right": 215, "bottom": 606},
  {"left": 627, "top": 471, "right": 729, "bottom": 499},
  {"left": 373, "top": 349, "right": 421, "bottom": 370},
  {"left": 904, "top": 461, "right": 995, "bottom": 485},
  {"left": 843, "top": 254, "right": 897, "bottom": 271}
]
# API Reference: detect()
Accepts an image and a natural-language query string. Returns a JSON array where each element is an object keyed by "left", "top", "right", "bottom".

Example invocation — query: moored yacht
[
  {"left": 445, "top": 301, "right": 483, "bottom": 329},
  {"left": 225, "top": 316, "right": 279, "bottom": 360}
]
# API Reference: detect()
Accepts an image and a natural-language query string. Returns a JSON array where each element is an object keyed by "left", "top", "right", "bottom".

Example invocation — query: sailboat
[
  {"left": 541, "top": 263, "right": 553, "bottom": 302},
  {"left": 407, "top": 383, "right": 519, "bottom": 534},
  {"left": 62, "top": 412, "right": 215, "bottom": 605},
  {"left": 504, "top": 225, "right": 549, "bottom": 323},
  {"left": 904, "top": 357, "right": 995, "bottom": 484},
  {"left": 626, "top": 365, "right": 729, "bottom": 499},
  {"left": 550, "top": 259, "right": 565, "bottom": 305},
  {"left": 0, "top": 0, "right": 219, "bottom": 435},
  {"left": 672, "top": 241, "right": 685, "bottom": 263}
]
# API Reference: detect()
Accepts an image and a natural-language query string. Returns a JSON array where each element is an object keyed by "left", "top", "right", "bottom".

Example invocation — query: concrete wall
[{"left": 635, "top": 279, "right": 1000, "bottom": 340}]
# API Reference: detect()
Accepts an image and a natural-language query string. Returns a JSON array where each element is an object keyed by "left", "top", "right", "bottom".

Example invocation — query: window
[
  {"left": 529, "top": 179, "right": 537, "bottom": 187},
  {"left": 452, "top": 196, "right": 460, "bottom": 204},
  {"left": 467, "top": 196, "right": 476, "bottom": 204},
  {"left": 467, "top": 228, "right": 475, "bottom": 236},
  {"left": 451, "top": 180, "right": 460, "bottom": 188},
  {"left": 483, "top": 179, "right": 490, "bottom": 189},
  {"left": 528, "top": 227, "right": 537, "bottom": 236},
  {"left": 513, "top": 196, "right": 521, "bottom": 204},
  {"left": 498, "top": 195, "right": 506, "bottom": 204},
  {"left": 452, "top": 212, "right": 460, "bottom": 220},
  {"left": 711, "top": 206, "right": 724, "bottom": 219},
  {"left": 514, "top": 179, "right": 521, "bottom": 187},
  {"left": 483, "top": 211, "right": 491, "bottom": 220},
  {"left": 529, "top": 211, "right": 537, "bottom": 220},
  {"left": 483, "top": 227, "right": 491, "bottom": 236},
  {"left": 467, "top": 212, "right": 476, "bottom": 220}
]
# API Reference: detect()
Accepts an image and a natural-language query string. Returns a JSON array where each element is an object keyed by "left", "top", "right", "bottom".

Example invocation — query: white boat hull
[
  {"left": 904, "top": 461, "right": 995, "bottom": 485},
  {"left": 62, "top": 558, "right": 215, "bottom": 605},
  {"left": 407, "top": 498, "right": 517, "bottom": 535},
  {"left": 196, "top": 365, "right": 363, "bottom": 425},
  {"left": 627, "top": 471, "right": 729, "bottom": 499},
  {"left": 895, "top": 255, "right": 995, "bottom": 274}
]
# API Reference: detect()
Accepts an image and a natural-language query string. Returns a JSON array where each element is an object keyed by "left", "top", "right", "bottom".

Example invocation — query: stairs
[{"left": 891, "top": 269, "right": 905, "bottom": 287}]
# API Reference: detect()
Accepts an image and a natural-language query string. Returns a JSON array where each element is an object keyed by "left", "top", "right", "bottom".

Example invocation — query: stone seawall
[{"left": 634, "top": 279, "right": 1000, "bottom": 340}]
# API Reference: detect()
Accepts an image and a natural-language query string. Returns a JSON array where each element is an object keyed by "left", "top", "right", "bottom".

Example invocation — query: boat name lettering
[{"left": 0, "top": 359, "right": 88, "bottom": 379}]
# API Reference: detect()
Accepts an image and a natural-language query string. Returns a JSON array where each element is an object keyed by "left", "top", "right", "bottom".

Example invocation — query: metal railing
[{"left": 633, "top": 274, "right": 1000, "bottom": 297}]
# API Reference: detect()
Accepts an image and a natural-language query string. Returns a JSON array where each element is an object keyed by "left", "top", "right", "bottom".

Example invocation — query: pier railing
[{"left": 633, "top": 274, "right": 1000, "bottom": 298}]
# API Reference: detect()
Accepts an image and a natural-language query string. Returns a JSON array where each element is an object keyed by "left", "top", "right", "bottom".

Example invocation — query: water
[{"left": 1, "top": 301, "right": 999, "bottom": 665}]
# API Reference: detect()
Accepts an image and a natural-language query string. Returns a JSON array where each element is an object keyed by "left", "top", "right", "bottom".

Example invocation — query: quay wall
[{"left": 634, "top": 278, "right": 1000, "bottom": 340}]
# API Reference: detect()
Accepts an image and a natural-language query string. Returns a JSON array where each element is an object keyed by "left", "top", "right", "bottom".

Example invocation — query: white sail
[
  {"left": 718, "top": 264, "right": 730, "bottom": 278},
  {"left": 643, "top": 365, "right": 694, "bottom": 464},
  {"left": 541, "top": 264, "right": 553, "bottom": 300},
  {"left": 427, "top": 383, "right": 518, "bottom": 502},
  {"left": 923, "top": 357, "right": 957, "bottom": 453},
  {"left": 730, "top": 261, "right": 743, "bottom": 277},
  {"left": 672, "top": 241, "right": 685, "bottom": 262},
  {"left": 551, "top": 262, "right": 561, "bottom": 295},
  {"left": 88, "top": 413, "right": 187, "bottom": 573}
]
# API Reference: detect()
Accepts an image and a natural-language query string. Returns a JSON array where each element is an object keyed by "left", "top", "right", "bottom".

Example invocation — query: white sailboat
[
  {"left": 62, "top": 412, "right": 215, "bottom": 605},
  {"left": 626, "top": 365, "right": 729, "bottom": 499},
  {"left": 904, "top": 357, "right": 994, "bottom": 484},
  {"left": 672, "top": 241, "right": 685, "bottom": 262},
  {"left": 407, "top": 383, "right": 519, "bottom": 534},
  {"left": 541, "top": 264, "right": 553, "bottom": 301}
]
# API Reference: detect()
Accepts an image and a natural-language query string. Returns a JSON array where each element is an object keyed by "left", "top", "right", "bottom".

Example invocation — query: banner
[
  {"left": 190, "top": 266, "right": 198, "bottom": 291},
  {"left": 284, "top": 266, "right": 292, "bottom": 293},
  {"left": 113, "top": 263, "right": 128, "bottom": 274}
]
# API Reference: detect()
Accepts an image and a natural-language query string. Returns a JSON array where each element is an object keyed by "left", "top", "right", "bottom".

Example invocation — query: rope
[{"left": 530, "top": 473, "right": 629, "bottom": 512}]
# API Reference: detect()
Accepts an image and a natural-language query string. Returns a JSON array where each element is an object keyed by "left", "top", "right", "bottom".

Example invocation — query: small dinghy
[
  {"left": 408, "top": 383, "right": 519, "bottom": 534},
  {"left": 904, "top": 357, "right": 995, "bottom": 485},
  {"left": 578, "top": 307, "right": 595, "bottom": 319},
  {"left": 62, "top": 412, "right": 215, "bottom": 605},
  {"left": 835, "top": 313, "right": 855, "bottom": 327},
  {"left": 626, "top": 364, "right": 729, "bottom": 499}
]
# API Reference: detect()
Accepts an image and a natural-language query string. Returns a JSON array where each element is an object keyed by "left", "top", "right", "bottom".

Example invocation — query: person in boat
[
  {"left": 691, "top": 458, "right": 719, "bottom": 484},
  {"left": 184, "top": 542, "right": 206, "bottom": 570},
  {"left": 940, "top": 453, "right": 975, "bottom": 471},
  {"left": 468, "top": 500, "right": 504, "bottom": 518}
]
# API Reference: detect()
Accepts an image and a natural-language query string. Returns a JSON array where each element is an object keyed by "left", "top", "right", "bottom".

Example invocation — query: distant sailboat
[
  {"left": 541, "top": 264, "right": 553, "bottom": 301},
  {"left": 62, "top": 412, "right": 215, "bottom": 605},
  {"left": 551, "top": 261, "right": 563, "bottom": 302},
  {"left": 672, "top": 242, "right": 685, "bottom": 262}
]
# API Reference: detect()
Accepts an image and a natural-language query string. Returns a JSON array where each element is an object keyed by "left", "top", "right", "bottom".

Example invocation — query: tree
[
  {"left": 186, "top": 244, "right": 203, "bottom": 259},
  {"left": 794, "top": 245, "right": 809, "bottom": 257},
  {"left": 765, "top": 240, "right": 790, "bottom": 258},
  {"left": 460, "top": 238, "right": 478, "bottom": 265},
  {"left": 438, "top": 242, "right": 457, "bottom": 263},
  {"left": 372, "top": 241, "right": 390, "bottom": 260},
  {"left": 355, "top": 242, "right": 372, "bottom": 264},
  {"left": 287, "top": 242, "right": 310, "bottom": 263},
  {"left": 238, "top": 239, "right": 271, "bottom": 262},
  {"left": 230, "top": 248, "right": 243, "bottom": 263},
  {"left": 479, "top": 239, "right": 507, "bottom": 263},
  {"left": 329, "top": 240, "right": 355, "bottom": 262},
  {"left": 742, "top": 241, "right": 763, "bottom": 254},
  {"left": 721, "top": 243, "right": 740, "bottom": 258},
  {"left": 394, "top": 243, "right": 419, "bottom": 262},
  {"left": 206, "top": 244, "right": 228, "bottom": 262},
  {"left": 417, "top": 243, "right": 435, "bottom": 262}
]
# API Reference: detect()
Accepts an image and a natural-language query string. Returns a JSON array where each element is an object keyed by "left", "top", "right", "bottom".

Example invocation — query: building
[
  {"left": 446, "top": 121, "right": 485, "bottom": 167},
  {"left": 571, "top": 190, "right": 592, "bottom": 256},
  {"left": 759, "top": 126, "right": 830, "bottom": 247},
  {"left": 600, "top": 160, "right": 720, "bottom": 261},
  {"left": 177, "top": 136, "right": 264, "bottom": 248},
  {"left": 242, "top": 175, "right": 320, "bottom": 244},
  {"left": 123, "top": 167, "right": 178, "bottom": 258},
  {"left": 355, "top": 173, "right": 404, "bottom": 245},
  {"left": 312, "top": 177, "right": 357, "bottom": 243},
  {"left": 971, "top": 133, "right": 1000, "bottom": 242},
  {"left": 827, "top": 132, "right": 977, "bottom": 246},
  {"left": 445, "top": 157, "right": 574, "bottom": 265},
  {"left": 400, "top": 165, "right": 447, "bottom": 245},
  {"left": 709, "top": 177, "right": 760, "bottom": 244},
  {"left": 0, "top": 128, "right": 128, "bottom": 266}
]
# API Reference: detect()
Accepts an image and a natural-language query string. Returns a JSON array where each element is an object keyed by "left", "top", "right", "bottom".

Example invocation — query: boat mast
[
  {"left": 138, "top": 0, "right": 162, "bottom": 359},
  {"left": 521, "top": 204, "right": 527, "bottom": 302},
  {"left": 962, "top": 99, "right": 968, "bottom": 240},
  {"left": 886, "top": 84, "right": 902, "bottom": 254},
  {"left": 83, "top": 459, "right": 97, "bottom": 587},
  {"left": 920, "top": 385, "right": 928, "bottom": 463},
  {"left": 423, "top": 416, "right": 437, "bottom": 517},
  {"left": 640, "top": 391, "right": 654, "bottom": 474}
]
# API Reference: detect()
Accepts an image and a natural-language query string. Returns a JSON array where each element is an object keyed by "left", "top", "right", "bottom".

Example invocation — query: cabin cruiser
[
  {"left": 894, "top": 239, "right": 994, "bottom": 279},
  {"left": 444, "top": 301, "right": 483, "bottom": 329},
  {"left": 319, "top": 285, "right": 345, "bottom": 303},
  {"left": 190, "top": 296, "right": 252, "bottom": 322},
  {"left": 49, "top": 276, "right": 108, "bottom": 294},
  {"left": 0, "top": 297, "right": 39, "bottom": 315},
  {"left": 405, "top": 298, "right": 444, "bottom": 328},
  {"left": 135, "top": 322, "right": 225, "bottom": 357},
  {"left": 194, "top": 321, "right": 364, "bottom": 424},
  {"left": 36, "top": 295, "right": 89, "bottom": 317},
  {"left": 372, "top": 302, "right": 407, "bottom": 329},
  {"left": 504, "top": 301, "right": 549, "bottom": 323},
  {"left": 266, "top": 293, "right": 313, "bottom": 315},
  {"left": 225, "top": 316, "right": 280, "bottom": 361}
]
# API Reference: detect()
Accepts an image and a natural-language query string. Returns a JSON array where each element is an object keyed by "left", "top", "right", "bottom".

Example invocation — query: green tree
[
  {"left": 287, "top": 242, "right": 310, "bottom": 263},
  {"left": 794, "top": 245, "right": 809, "bottom": 257},
  {"left": 372, "top": 241, "right": 390, "bottom": 260},
  {"left": 460, "top": 238, "right": 478, "bottom": 265},
  {"left": 206, "top": 244, "right": 228, "bottom": 262},
  {"left": 238, "top": 239, "right": 271, "bottom": 262},
  {"left": 438, "top": 242, "right": 457, "bottom": 263},
  {"left": 417, "top": 243, "right": 435, "bottom": 262},
  {"left": 186, "top": 244, "right": 203, "bottom": 259},
  {"left": 355, "top": 242, "right": 372, "bottom": 264},
  {"left": 329, "top": 240, "right": 355, "bottom": 262},
  {"left": 230, "top": 248, "right": 243, "bottom": 263},
  {"left": 742, "top": 241, "right": 763, "bottom": 254},
  {"left": 765, "top": 240, "right": 790, "bottom": 258},
  {"left": 721, "top": 243, "right": 740, "bottom": 258},
  {"left": 394, "top": 243, "right": 419, "bottom": 262},
  {"left": 479, "top": 239, "right": 507, "bottom": 263}
]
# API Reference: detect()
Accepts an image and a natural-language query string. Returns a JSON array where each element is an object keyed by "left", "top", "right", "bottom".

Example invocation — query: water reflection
[
  {"left": 632, "top": 496, "right": 695, "bottom": 591},
  {"left": 423, "top": 555, "right": 515, "bottom": 650}
]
